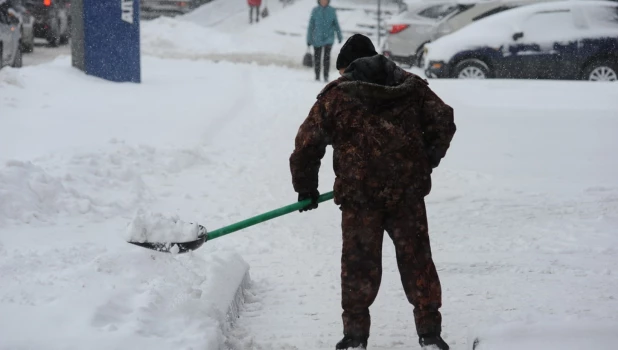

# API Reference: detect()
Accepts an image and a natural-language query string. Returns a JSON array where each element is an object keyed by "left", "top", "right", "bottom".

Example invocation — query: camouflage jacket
[{"left": 290, "top": 55, "right": 456, "bottom": 209}]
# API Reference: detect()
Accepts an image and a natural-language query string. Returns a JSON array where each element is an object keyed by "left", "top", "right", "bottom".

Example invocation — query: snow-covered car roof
[{"left": 424, "top": 0, "right": 618, "bottom": 61}]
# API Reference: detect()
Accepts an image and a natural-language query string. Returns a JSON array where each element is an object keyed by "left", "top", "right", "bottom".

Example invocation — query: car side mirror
[{"left": 512, "top": 32, "right": 524, "bottom": 41}]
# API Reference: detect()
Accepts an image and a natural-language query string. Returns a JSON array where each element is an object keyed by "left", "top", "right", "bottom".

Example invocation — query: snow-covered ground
[{"left": 2, "top": 0, "right": 618, "bottom": 349}]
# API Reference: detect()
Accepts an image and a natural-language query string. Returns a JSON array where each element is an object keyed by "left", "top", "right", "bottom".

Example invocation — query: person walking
[
  {"left": 248, "top": 0, "right": 262, "bottom": 24},
  {"left": 307, "top": 0, "right": 343, "bottom": 82},
  {"left": 290, "top": 34, "right": 456, "bottom": 350}
]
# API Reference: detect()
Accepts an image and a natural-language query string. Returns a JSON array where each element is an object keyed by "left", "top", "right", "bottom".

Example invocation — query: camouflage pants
[{"left": 340, "top": 200, "right": 442, "bottom": 338}]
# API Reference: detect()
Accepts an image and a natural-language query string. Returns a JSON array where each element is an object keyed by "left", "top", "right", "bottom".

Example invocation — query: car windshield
[
  {"left": 585, "top": 5, "right": 618, "bottom": 28},
  {"left": 417, "top": 4, "right": 462, "bottom": 20}
]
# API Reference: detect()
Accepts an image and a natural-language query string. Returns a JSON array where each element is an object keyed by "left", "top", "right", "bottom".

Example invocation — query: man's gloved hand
[{"left": 298, "top": 190, "right": 320, "bottom": 213}]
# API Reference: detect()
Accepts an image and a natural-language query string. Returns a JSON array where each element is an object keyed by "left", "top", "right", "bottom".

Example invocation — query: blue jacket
[{"left": 307, "top": 2, "right": 343, "bottom": 48}]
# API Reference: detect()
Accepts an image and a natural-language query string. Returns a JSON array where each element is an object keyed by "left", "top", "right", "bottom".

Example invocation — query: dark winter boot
[
  {"left": 336, "top": 335, "right": 368, "bottom": 350},
  {"left": 419, "top": 334, "right": 449, "bottom": 350}
]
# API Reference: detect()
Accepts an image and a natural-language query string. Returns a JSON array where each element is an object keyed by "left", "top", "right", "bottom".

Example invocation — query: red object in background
[
  {"left": 247, "top": 0, "right": 262, "bottom": 6},
  {"left": 43, "top": 0, "right": 51, "bottom": 6},
  {"left": 389, "top": 24, "right": 409, "bottom": 34}
]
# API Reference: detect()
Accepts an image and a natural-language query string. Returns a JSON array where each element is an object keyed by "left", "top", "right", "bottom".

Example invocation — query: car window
[
  {"left": 472, "top": 6, "right": 516, "bottom": 22},
  {"left": 417, "top": 4, "right": 464, "bottom": 20},
  {"left": 585, "top": 5, "right": 618, "bottom": 28},
  {"left": 521, "top": 10, "right": 575, "bottom": 39}
]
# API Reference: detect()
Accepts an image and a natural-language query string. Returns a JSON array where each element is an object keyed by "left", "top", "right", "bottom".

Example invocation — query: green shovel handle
[{"left": 207, "top": 191, "right": 334, "bottom": 241}]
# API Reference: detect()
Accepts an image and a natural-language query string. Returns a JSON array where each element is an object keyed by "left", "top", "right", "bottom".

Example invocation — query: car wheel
[
  {"left": 11, "top": 45, "right": 22, "bottom": 68},
  {"left": 47, "top": 19, "right": 60, "bottom": 47},
  {"left": 415, "top": 45, "right": 426, "bottom": 68},
  {"left": 23, "top": 42, "right": 34, "bottom": 53},
  {"left": 454, "top": 59, "right": 490, "bottom": 79},
  {"left": 584, "top": 61, "right": 617, "bottom": 82},
  {"left": 60, "top": 35, "right": 69, "bottom": 45}
]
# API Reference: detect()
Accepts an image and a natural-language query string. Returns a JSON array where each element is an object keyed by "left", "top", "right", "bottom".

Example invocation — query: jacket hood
[
  {"left": 317, "top": 0, "right": 330, "bottom": 5},
  {"left": 338, "top": 55, "right": 417, "bottom": 101}
]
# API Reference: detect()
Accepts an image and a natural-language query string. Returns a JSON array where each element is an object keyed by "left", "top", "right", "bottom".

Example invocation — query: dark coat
[{"left": 290, "top": 55, "right": 456, "bottom": 209}]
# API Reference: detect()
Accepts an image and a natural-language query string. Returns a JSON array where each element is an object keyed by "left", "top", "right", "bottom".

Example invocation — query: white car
[
  {"left": 424, "top": 0, "right": 618, "bottom": 81},
  {"left": 381, "top": 0, "right": 553, "bottom": 66}
]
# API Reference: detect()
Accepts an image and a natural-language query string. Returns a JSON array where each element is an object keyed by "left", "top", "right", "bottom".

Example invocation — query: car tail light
[
  {"left": 44, "top": 0, "right": 51, "bottom": 6},
  {"left": 389, "top": 24, "right": 409, "bottom": 34}
]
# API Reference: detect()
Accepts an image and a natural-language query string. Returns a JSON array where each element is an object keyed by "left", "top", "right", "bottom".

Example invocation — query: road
[{"left": 22, "top": 39, "right": 71, "bottom": 67}]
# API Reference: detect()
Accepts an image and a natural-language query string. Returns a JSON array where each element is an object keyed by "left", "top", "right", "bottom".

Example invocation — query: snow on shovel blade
[
  {"left": 126, "top": 210, "right": 208, "bottom": 254},
  {"left": 128, "top": 230, "right": 207, "bottom": 254}
]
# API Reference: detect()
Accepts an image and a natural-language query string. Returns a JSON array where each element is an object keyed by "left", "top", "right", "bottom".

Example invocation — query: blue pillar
[{"left": 71, "top": 0, "right": 141, "bottom": 83}]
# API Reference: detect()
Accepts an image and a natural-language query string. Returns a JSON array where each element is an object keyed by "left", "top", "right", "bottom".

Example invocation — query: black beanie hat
[{"left": 336, "top": 34, "right": 378, "bottom": 70}]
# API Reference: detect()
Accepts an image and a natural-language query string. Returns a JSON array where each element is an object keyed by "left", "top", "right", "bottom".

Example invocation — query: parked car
[
  {"left": 424, "top": 0, "right": 618, "bottom": 81},
  {"left": 8, "top": 0, "right": 34, "bottom": 52},
  {"left": 0, "top": 0, "right": 22, "bottom": 68},
  {"left": 23, "top": 0, "right": 69, "bottom": 46},
  {"left": 140, "top": 0, "right": 212, "bottom": 19},
  {"left": 382, "top": 0, "right": 552, "bottom": 66}
]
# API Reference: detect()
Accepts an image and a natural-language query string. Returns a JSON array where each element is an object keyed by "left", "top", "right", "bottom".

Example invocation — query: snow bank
[
  {"left": 0, "top": 67, "right": 25, "bottom": 88},
  {"left": 140, "top": 0, "right": 390, "bottom": 66},
  {"left": 0, "top": 245, "right": 250, "bottom": 350},
  {"left": 126, "top": 210, "right": 202, "bottom": 243},
  {"left": 472, "top": 320, "right": 618, "bottom": 350}
]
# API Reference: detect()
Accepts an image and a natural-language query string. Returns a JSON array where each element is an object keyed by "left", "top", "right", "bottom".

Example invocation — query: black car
[
  {"left": 23, "top": 0, "right": 68, "bottom": 46},
  {"left": 424, "top": 1, "right": 618, "bottom": 81}
]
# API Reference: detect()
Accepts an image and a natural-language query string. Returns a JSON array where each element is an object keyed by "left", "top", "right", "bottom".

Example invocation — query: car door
[{"left": 505, "top": 9, "right": 577, "bottom": 79}]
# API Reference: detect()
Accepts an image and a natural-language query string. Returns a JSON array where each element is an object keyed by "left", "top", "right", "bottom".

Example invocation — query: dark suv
[
  {"left": 23, "top": 0, "right": 68, "bottom": 46},
  {"left": 424, "top": 1, "right": 618, "bottom": 81}
]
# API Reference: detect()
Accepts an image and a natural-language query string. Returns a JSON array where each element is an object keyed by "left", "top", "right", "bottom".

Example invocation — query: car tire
[
  {"left": 454, "top": 59, "right": 490, "bottom": 79},
  {"left": 11, "top": 43, "right": 23, "bottom": 68},
  {"left": 11, "top": 45, "right": 22, "bottom": 68},
  {"left": 583, "top": 60, "right": 618, "bottom": 82},
  {"left": 60, "top": 35, "right": 69, "bottom": 45},
  {"left": 415, "top": 44, "right": 426, "bottom": 68},
  {"left": 47, "top": 19, "right": 60, "bottom": 47},
  {"left": 22, "top": 42, "right": 34, "bottom": 53}
]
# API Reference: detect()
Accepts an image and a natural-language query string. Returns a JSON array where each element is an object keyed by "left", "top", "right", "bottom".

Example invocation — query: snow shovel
[{"left": 128, "top": 191, "right": 334, "bottom": 254}]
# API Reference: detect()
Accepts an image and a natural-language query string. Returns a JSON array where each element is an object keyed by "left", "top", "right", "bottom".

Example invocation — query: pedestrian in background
[
  {"left": 248, "top": 0, "right": 262, "bottom": 24},
  {"left": 307, "top": 0, "right": 343, "bottom": 82}
]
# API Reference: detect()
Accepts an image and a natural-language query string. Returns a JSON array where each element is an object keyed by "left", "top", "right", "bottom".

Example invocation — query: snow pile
[
  {"left": 0, "top": 246, "right": 249, "bottom": 350},
  {"left": 126, "top": 210, "right": 201, "bottom": 243},
  {"left": 472, "top": 320, "right": 618, "bottom": 350},
  {"left": 0, "top": 67, "right": 25, "bottom": 88},
  {"left": 140, "top": 0, "right": 392, "bottom": 66}
]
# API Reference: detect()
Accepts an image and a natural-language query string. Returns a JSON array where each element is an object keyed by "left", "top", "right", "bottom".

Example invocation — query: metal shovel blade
[{"left": 128, "top": 225, "right": 208, "bottom": 254}]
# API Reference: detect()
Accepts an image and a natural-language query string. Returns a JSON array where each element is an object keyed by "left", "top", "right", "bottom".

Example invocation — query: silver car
[
  {"left": 0, "top": 0, "right": 22, "bottom": 68},
  {"left": 382, "top": 0, "right": 550, "bottom": 66},
  {"left": 8, "top": 1, "right": 34, "bottom": 53}
]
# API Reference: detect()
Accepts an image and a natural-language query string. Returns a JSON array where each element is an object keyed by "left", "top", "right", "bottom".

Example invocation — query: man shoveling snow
[{"left": 290, "top": 34, "right": 456, "bottom": 350}]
